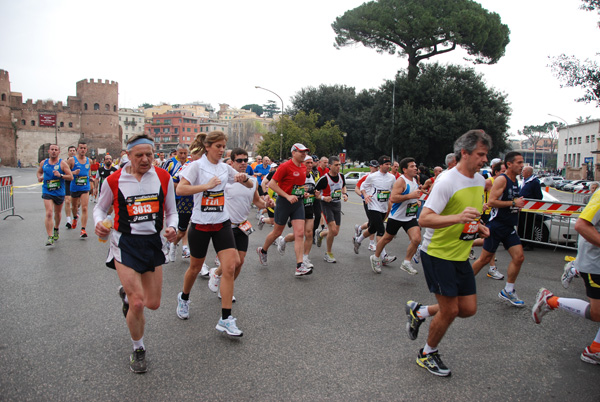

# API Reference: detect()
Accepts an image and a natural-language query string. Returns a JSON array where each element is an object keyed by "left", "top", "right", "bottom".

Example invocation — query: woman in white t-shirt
[{"left": 174, "top": 131, "right": 252, "bottom": 337}]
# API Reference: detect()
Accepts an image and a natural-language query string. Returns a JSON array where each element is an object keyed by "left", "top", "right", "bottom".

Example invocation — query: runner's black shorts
[
  {"left": 232, "top": 226, "right": 249, "bottom": 253},
  {"left": 274, "top": 196, "right": 304, "bottom": 226},
  {"left": 42, "top": 193, "right": 65, "bottom": 205},
  {"left": 366, "top": 209, "right": 386, "bottom": 237},
  {"left": 385, "top": 218, "right": 419, "bottom": 236},
  {"left": 321, "top": 201, "right": 342, "bottom": 226},
  {"left": 178, "top": 212, "right": 192, "bottom": 232},
  {"left": 581, "top": 272, "right": 600, "bottom": 299},
  {"left": 188, "top": 220, "right": 236, "bottom": 259},
  {"left": 483, "top": 220, "right": 521, "bottom": 253},
  {"left": 421, "top": 251, "right": 476, "bottom": 297},
  {"left": 106, "top": 232, "right": 165, "bottom": 274},
  {"left": 71, "top": 190, "right": 88, "bottom": 199}
]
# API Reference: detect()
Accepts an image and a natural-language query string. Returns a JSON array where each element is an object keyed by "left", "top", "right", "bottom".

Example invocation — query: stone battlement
[
  {"left": 21, "top": 99, "right": 65, "bottom": 111},
  {"left": 76, "top": 78, "right": 117, "bottom": 87},
  {"left": 0, "top": 70, "right": 9, "bottom": 81}
]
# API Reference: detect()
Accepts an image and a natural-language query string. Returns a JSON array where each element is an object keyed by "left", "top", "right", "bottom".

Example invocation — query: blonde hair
[{"left": 190, "top": 131, "right": 227, "bottom": 157}]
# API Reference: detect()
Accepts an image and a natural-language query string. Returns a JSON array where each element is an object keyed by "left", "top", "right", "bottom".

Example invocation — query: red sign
[
  {"left": 39, "top": 114, "right": 57, "bottom": 127},
  {"left": 339, "top": 152, "right": 346, "bottom": 164}
]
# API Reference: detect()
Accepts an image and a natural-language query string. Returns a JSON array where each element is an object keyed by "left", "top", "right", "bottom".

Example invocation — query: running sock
[
  {"left": 417, "top": 306, "right": 431, "bottom": 319},
  {"left": 261, "top": 248, "right": 267, "bottom": 255},
  {"left": 423, "top": 343, "right": 437, "bottom": 355},
  {"left": 132, "top": 337, "right": 144, "bottom": 351},
  {"left": 297, "top": 262, "right": 303, "bottom": 268},
  {"left": 356, "top": 234, "right": 364, "bottom": 243},
  {"left": 222, "top": 308, "right": 231, "bottom": 320},
  {"left": 403, "top": 260, "right": 411, "bottom": 265},
  {"left": 504, "top": 282, "right": 515, "bottom": 293},
  {"left": 181, "top": 292, "right": 190, "bottom": 301},
  {"left": 555, "top": 297, "right": 590, "bottom": 319},
  {"left": 489, "top": 265, "right": 496, "bottom": 270}
]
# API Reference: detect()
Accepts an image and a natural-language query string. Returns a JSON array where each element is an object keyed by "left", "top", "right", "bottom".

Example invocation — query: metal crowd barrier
[
  {"left": 0, "top": 176, "right": 24, "bottom": 220},
  {"left": 572, "top": 189, "right": 592, "bottom": 204},
  {"left": 516, "top": 198, "right": 583, "bottom": 251}
]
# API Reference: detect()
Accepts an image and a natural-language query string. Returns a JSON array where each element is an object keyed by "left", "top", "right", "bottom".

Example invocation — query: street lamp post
[
  {"left": 255, "top": 86, "right": 284, "bottom": 160},
  {"left": 548, "top": 113, "right": 572, "bottom": 170}
]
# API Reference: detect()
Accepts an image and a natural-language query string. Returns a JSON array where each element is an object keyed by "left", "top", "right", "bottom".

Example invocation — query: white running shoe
[
  {"left": 200, "top": 263, "right": 210, "bottom": 277},
  {"left": 216, "top": 316, "right": 243, "bottom": 337},
  {"left": 368, "top": 242, "right": 377, "bottom": 252},
  {"left": 169, "top": 243, "right": 177, "bottom": 262},
  {"left": 581, "top": 347, "right": 600, "bottom": 365},
  {"left": 182, "top": 247, "right": 190, "bottom": 259},
  {"left": 487, "top": 266, "right": 504, "bottom": 280},
  {"left": 382, "top": 255, "right": 397, "bottom": 266},
  {"left": 208, "top": 268, "right": 221, "bottom": 293},
  {"left": 412, "top": 245, "right": 421, "bottom": 264},
  {"left": 370, "top": 255, "right": 382, "bottom": 274},
  {"left": 257, "top": 215, "right": 265, "bottom": 230},
  {"left": 324, "top": 253, "right": 337, "bottom": 263},
  {"left": 316, "top": 229, "right": 324, "bottom": 248},
  {"left": 561, "top": 261, "right": 578, "bottom": 289},
  {"left": 469, "top": 249, "right": 476, "bottom": 260},
  {"left": 354, "top": 224, "right": 362, "bottom": 238},
  {"left": 352, "top": 236, "right": 361, "bottom": 254},
  {"left": 295, "top": 263, "right": 313, "bottom": 276},
  {"left": 400, "top": 261, "right": 418, "bottom": 275},
  {"left": 531, "top": 287, "right": 554, "bottom": 324},
  {"left": 257, "top": 247, "right": 268, "bottom": 266},
  {"left": 176, "top": 292, "right": 190, "bottom": 320},
  {"left": 498, "top": 289, "right": 525, "bottom": 307},
  {"left": 162, "top": 240, "right": 171, "bottom": 262},
  {"left": 217, "top": 289, "right": 236, "bottom": 302},
  {"left": 303, "top": 255, "right": 314, "bottom": 269},
  {"left": 276, "top": 236, "right": 286, "bottom": 255}
]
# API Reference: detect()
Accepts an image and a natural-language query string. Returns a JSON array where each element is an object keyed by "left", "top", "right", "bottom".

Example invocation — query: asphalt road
[{"left": 1, "top": 167, "right": 599, "bottom": 401}]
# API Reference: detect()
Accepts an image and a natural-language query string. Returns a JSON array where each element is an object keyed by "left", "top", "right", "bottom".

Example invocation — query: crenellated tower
[{"left": 0, "top": 70, "right": 17, "bottom": 165}]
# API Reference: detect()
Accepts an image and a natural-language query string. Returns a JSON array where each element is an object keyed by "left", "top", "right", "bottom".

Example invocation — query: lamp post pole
[
  {"left": 255, "top": 86, "right": 284, "bottom": 160},
  {"left": 548, "top": 113, "right": 572, "bottom": 171}
]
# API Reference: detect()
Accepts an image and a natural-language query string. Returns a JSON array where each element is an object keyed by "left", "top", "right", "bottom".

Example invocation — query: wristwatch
[{"left": 512, "top": 200, "right": 516, "bottom": 207}]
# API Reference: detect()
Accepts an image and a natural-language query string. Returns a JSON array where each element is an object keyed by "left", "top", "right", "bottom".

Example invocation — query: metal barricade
[
  {"left": 516, "top": 199, "right": 583, "bottom": 251},
  {"left": 0, "top": 176, "right": 24, "bottom": 220},
  {"left": 572, "top": 189, "right": 592, "bottom": 204}
]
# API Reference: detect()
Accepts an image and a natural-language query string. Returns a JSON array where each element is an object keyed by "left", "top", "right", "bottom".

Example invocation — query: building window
[
  {"left": 586, "top": 136, "right": 590, "bottom": 143},
  {"left": 577, "top": 153, "right": 581, "bottom": 166},
  {"left": 174, "top": 128, "right": 178, "bottom": 134},
  {"left": 578, "top": 137, "right": 582, "bottom": 144},
  {"left": 84, "top": 103, "right": 88, "bottom": 110},
  {"left": 31, "top": 120, "right": 35, "bottom": 126},
  {"left": 94, "top": 103, "right": 99, "bottom": 110},
  {"left": 569, "top": 138, "right": 572, "bottom": 145},
  {"left": 21, "top": 119, "right": 25, "bottom": 125},
  {"left": 69, "top": 122, "right": 73, "bottom": 128},
  {"left": 60, "top": 122, "right": 64, "bottom": 127},
  {"left": 1, "top": 94, "right": 5, "bottom": 101},
  {"left": 592, "top": 135, "right": 596, "bottom": 143},
  {"left": 105, "top": 104, "right": 109, "bottom": 111},
  {"left": 114, "top": 105, "right": 117, "bottom": 112}
]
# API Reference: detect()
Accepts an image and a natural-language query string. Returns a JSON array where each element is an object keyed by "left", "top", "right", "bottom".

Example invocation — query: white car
[
  {"left": 540, "top": 176, "right": 565, "bottom": 187},
  {"left": 343, "top": 171, "right": 368, "bottom": 189}
]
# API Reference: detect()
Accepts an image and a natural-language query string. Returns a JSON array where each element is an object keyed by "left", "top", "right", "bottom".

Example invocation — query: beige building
[{"left": 118, "top": 108, "right": 145, "bottom": 148}]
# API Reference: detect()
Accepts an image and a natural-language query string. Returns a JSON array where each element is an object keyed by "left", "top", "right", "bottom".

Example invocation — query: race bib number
[
  {"left": 126, "top": 194, "right": 160, "bottom": 223},
  {"left": 332, "top": 189, "right": 342, "bottom": 201},
  {"left": 75, "top": 176, "right": 88, "bottom": 186},
  {"left": 459, "top": 221, "right": 479, "bottom": 241},
  {"left": 91, "top": 170, "right": 98, "bottom": 176},
  {"left": 304, "top": 194, "right": 315, "bottom": 206},
  {"left": 292, "top": 185, "right": 305, "bottom": 197},
  {"left": 46, "top": 179, "right": 61, "bottom": 191},
  {"left": 238, "top": 220, "right": 254, "bottom": 236},
  {"left": 201, "top": 190, "right": 225, "bottom": 212},
  {"left": 376, "top": 189, "right": 390, "bottom": 202},
  {"left": 406, "top": 202, "right": 419, "bottom": 217}
]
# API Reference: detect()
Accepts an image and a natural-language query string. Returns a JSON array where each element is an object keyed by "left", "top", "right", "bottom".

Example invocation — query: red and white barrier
[{"left": 521, "top": 200, "right": 584, "bottom": 216}]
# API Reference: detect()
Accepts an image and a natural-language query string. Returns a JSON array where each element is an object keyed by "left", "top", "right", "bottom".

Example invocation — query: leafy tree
[
  {"left": 262, "top": 100, "right": 281, "bottom": 118},
  {"left": 576, "top": 115, "right": 593, "bottom": 123},
  {"left": 550, "top": 0, "right": 600, "bottom": 106},
  {"left": 241, "top": 104, "right": 264, "bottom": 116},
  {"left": 519, "top": 122, "right": 558, "bottom": 167},
  {"left": 140, "top": 103, "right": 154, "bottom": 109},
  {"left": 256, "top": 111, "right": 344, "bottom": 160},
  {"left": 369, "top": 63, "right": 510, "bottom": 166},
  {"left": 332, "top": 0, "right": 510, "bottom": 80},
  {"left": 290, "top": 84, "right": 377, "bottom": 160}
]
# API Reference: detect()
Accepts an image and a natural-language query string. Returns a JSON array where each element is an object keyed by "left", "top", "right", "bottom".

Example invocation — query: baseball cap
[
  {"left": 291, "top": 143, "right": 310, "bottom": 153},
  {"left": 304, "top": 155, "right": 313, "bottom": 161},
  {"left": 270, "top": 163, "right": 278, "bottom": 169},
  {"left": 490, "top": 158, "right": 502, "bottom": 166},
  {"left": 369, "top": 160, "right": 379, "bottom": 167}
]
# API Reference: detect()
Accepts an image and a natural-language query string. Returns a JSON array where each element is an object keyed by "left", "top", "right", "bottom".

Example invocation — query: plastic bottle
[{"left": 98, "top": 217, "right": 113, "bottom": 243}]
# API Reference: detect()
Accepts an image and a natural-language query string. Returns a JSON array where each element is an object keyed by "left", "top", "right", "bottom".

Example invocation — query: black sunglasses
[{"left": 235, "top": 158, "right": 249, "bottom": 163}]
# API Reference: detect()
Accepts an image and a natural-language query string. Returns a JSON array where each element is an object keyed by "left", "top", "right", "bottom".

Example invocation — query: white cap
[
  {"left": 270, "top": 163, "right": 278, "bottom": 168},
  {"left": 304, "top": 154, "right": 313, "bottom": 161},
  {"left": 490, "top": 158, "right": 502, "bottom": 166},
  {"left": 291, "top": 143, "right": 310, "bottom": 153}
]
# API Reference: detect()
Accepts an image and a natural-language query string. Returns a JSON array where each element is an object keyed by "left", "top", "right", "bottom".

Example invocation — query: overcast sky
[{"left": 1, "top": 0, "right": 599, "bottom": 136}]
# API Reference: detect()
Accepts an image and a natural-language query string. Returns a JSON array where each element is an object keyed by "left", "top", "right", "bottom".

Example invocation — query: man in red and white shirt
[{"left": 257, "top": 143, "right": 313, "bottom": 276}]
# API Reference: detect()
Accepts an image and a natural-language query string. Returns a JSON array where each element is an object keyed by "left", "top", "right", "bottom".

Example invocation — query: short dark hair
[
  {"left": 399, "top": 157, "right": 416, "bottom": 173},
  {"left": 77, "top": 140, "right": 87, "bottom": 146},
  {"left": 328, "top": 155, "right": 340, "bottom": 164},
  {"left": 68, "top": 145, "right": 76, "bottom": 151},
  {"left": 378, "top": 155, "right": 391, "bottom": 166},
  {"left": 492, "top": 162, "right": 504, "bottom": 176},
  {"left": 504, "top": 151, "right": 522, "bottom": 166},
  {"left": 231, "top": 147, "right": 248, "bottom": 160}
]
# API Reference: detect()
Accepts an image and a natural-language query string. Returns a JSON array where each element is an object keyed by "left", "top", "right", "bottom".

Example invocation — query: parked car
[
  {"left": 343, "top": 171, "right": 368, "bottom": 189},
  {"left": 572, "top": 181, "right": 593, "bottom": 192},
  {"left": 518, "top": 190, "right": 579, "bottom": 246},
  {"left": 540, "top": 176, "right": 565, "bottom": 187},
  {"left": 554, "top": 180, "right": 572, "bottom": 190},
  {"left": 563, "top": 180, "right": 589, "bottom": 192}
]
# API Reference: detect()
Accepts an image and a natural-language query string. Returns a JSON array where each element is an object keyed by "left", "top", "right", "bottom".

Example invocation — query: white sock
[
  {"left": 418, "top": 306, "right": 431, "bottom": 319},
  {"left": 423, "top": 343, "right": 437, "bottom": 354},
  {"left": 357, "top": 234, "right": 364, "bottom": 243},
  {"left": 489, "top": 265, "right": 496, "bottom": 270},
  {"left": 403, "top": 260, "right": 411, "bottom": 265},
  {"left": 557, "top": 297, "right": 590, "bottom": 319},
  {"left": 370, "top": 240, "right": 376, "bottom": 246},
  {"left": 505, "top": 282, "right": 515, "bottom": 293},
  {"left": 67, "top": 216, "right": 72, "bottom": 224},
  {"left": 381, "top": 247, "right": 387, "bottom": 256},
  {"left": 182, "top": 245, "right": 189, "bottom": 251},
  {"left": 132, "top": 337, "right": 144, "bottom": 351}
]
